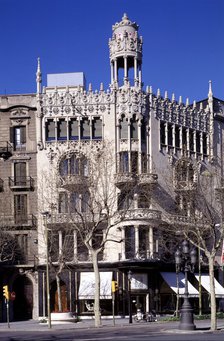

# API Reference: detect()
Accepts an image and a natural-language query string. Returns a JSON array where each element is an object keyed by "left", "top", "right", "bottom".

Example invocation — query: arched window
[{"left": 59, "top": 154, "right": 88, "bottom": 177}]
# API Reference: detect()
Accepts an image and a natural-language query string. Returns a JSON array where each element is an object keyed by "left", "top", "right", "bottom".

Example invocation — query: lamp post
[
  {"left": 128, "top": 270, "right": 132, "bottom": 324},
  {"left": 42, "top": 211, "right": 51, "bottom": 329},
  {"left": 175, "top": 240, "right": 197, "bottom": 330}
]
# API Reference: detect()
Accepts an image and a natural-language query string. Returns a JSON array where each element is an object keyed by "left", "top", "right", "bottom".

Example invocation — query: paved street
[{"left": 0, "top": 318, "right": 223, "bottom": 341}]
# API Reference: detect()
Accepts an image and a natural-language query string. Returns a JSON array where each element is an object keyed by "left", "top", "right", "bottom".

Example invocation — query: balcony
[
  {"left": 138, "top": 173, "right": 158, "bottom": 186},
  {"left": 0, "top": 214, "right": 37, "bottom": 228},
  {"left": 119, "top": 208, "right": 161, "bottom": 223},
  {"left": 9, "top": 176, "right": 34, "bottom": 190},
  {"left": 59, "top": 175, "right": 89, "bottom": 190},
  {"left": 0, "top": 141, "right": 13, "bottom": 160},
  {"left": 114, "top": 173, "right": 136, "bottom": 188},
  {"left": 174, "top": 180, "right": 197, "bottom": 192}
]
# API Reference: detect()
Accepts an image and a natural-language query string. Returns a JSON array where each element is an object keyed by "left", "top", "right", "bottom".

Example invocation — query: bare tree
[
  {"left": 160, "top": 158, "right": 224, "bottom": 331},
  {"left": 38, "top": 141, "right": 133, "bottom": 326}
]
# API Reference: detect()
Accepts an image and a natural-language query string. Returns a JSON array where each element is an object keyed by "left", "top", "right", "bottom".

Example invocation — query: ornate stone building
[{"left": 0, "top": 14, "right": 224, "bottom": 321}]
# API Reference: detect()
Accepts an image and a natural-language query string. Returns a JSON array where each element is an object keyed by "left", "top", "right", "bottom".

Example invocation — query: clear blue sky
[{"left": 1, "top": 0, "right": 224, "bottom": 102}]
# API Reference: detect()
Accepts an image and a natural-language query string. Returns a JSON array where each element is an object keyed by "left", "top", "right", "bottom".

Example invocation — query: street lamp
[
  {"left": 175, "top": 240, "right": 197, "bottom": 330},
  {"left": 128, "top": 270, "right": 132, "bottom": 324},
  {"left": 42, "top": 211, "right": 51, "bottom": 329}
]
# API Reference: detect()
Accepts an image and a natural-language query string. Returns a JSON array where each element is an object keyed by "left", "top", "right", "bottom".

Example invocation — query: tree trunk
[
  {"left": 208, "top": 256, "right": 217, "bottom": 331},
  {"left": 92, "top": 251, "right": 101, "bottom": 327},
  {"left": 56, "top": 274, "right": 62, "bottom": 312}
]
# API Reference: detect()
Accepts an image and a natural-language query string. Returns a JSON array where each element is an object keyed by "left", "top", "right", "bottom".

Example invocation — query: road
[{"left": 0, "top": 319, "right": 223, "bottom": 341}]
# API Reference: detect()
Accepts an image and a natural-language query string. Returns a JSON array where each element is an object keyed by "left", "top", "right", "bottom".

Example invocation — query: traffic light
[
  {"left": 3, "top": 285, "right": 9, "bottom": 300},
  {"left": 111, "top": 280, "right": 118, "bottom": 293}
]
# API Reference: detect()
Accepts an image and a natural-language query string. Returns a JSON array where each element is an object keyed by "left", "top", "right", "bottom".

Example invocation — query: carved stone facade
[{"left": 0, "top": 14, "right": 224, "bottom": 321}]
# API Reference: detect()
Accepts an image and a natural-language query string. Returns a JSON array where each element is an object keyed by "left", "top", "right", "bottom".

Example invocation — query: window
[
  {"left": 59, "top": 154, "right": 88, "bottom": 177},
  {"left": 141, "top": 153, "right": 147, "bottom": 173},
  {"left": 130, "top": 116, "right": 138, "bottom": 139},
  {"left": 175, "top": 126, "right": 180, "bottom": 148},
  {"left": 141, "top": 120, "right": 146, "bottom": 141},
  {"left": 131, "top": 152, "right": 138, "bottom": 173},
  {"left": 15, "top": 234, "right": 28, "bottom": 263},
  {"left": 139, "top": 228, "right": 149, "bottom": 257},
  {"left": 69, "top": 119, "right": 79, "bottom": 140},
  {"left": 14, "top": 194, "right": 27, "bottom": 224},
  {"left": 59, "top": 192, "right": 68, "bottom": 213},
  {"left": 11, "top": 126, "right": 26, "bottom": 150},
  {"left": 160, "top": 122, "right": 166, "bottom": 145},
  {"left": 196, "top": 131, "right": 201, "bottom": 153},
  {"left": 120, "top": 116, "right": 128, "bottom": 139},
  {"left": 137, "top": 193, "right": 150, "bottom": 208},
  {"left": 168, "top": 124, "right": 173, "bottom": 146},
  {"left": 70, "top": 191, "right": 90, "bottom": 213},
  {"left": 92, "top": 118, "right": 102, "bottom": 140},
  {"left": 46, "top": 120, "right": 55, "bottom": 141},
  {"left": 125, "top": 226, "right": 135, "bottom": 259},
  {"left": 57, "top": 119, "right": 67, "bottom": 140},
  {"left": 119, "top": 151, "right": 129, "bottom": 173},
  {"left": 118, "top": 191, "right": 133, "bottom": 210},
  {"left": 81, "top": 119, "right": 90, "bottom": 139},
  {"left": 189, "top": 129, "right": 194, "bottom": 151},
  {"left": 14, "top": 162, "right": 27, "bottom": 186},
  {"left": 203, "top": 133, "right": 207, "bottom": 155}
]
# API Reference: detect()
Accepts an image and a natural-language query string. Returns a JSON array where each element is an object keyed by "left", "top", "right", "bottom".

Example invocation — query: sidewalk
[{"left": 0, "top": 318, "right": 223, "bottom": 333}]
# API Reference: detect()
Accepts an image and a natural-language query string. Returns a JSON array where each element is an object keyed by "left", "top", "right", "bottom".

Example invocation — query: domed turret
[{"left": 109, "top": 14, "right": 143, "bottom": 88}]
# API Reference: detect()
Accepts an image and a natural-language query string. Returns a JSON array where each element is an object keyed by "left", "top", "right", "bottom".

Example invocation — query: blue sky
[{"left": 1, "top": 0, "right": 224, "bottom": 102}]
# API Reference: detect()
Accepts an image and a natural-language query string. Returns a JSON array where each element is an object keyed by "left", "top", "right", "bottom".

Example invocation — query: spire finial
[
  {"left": 208, "top": 80, "right": 213, "bottom": 98},
  {"left": 36, "top": 57, "right": 42, "bottom": 94}
]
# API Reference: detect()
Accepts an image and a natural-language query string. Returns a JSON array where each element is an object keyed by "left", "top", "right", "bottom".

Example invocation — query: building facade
[{"left": 0, "top": 14, "right": 224, "bottom": 321}]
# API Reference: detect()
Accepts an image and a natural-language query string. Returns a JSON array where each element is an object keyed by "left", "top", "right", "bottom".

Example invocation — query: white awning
[
  {"left": 195, "top": 274, "right": 224, "bottom": 298},
  {"left": 79, "top": 272, "right": 112, "bottom": 299},
  {"left": 161, "top": 272, "right": 199, "bottom": 297}
]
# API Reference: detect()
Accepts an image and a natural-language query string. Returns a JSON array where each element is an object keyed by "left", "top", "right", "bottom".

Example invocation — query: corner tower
[{"left": 109, "top": 13, "right": 143, "bottom": 88}]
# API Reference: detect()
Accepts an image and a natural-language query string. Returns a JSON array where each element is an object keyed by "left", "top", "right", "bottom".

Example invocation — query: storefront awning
[
  {"left": 195, "top": 274, "right": 224, "bottom": 298},
  {"left": 160, "top": 272, "right": 199, "bottom": 297},
  {"left": 79, "top": 272, "right": 112, "bottom": 299}
]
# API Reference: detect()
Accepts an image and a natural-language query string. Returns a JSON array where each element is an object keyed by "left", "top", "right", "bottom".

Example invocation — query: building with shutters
[{"left": 0, "top": 13, "right": 224, "bottom": 321}]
